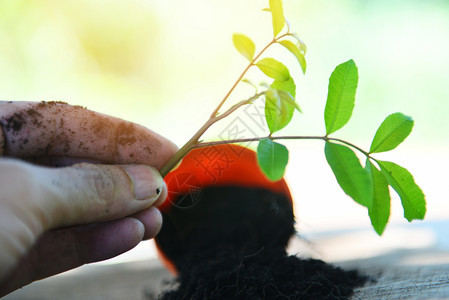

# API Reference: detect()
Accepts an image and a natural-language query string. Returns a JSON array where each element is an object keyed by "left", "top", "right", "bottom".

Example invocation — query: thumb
[{"left": 32, "top": 162, "right": 165, "bottom": 229}]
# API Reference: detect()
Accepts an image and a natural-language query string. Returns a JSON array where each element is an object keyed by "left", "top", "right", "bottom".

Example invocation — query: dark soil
[{"left": 155, "top": 186, "right": 367, "bottom": 299}]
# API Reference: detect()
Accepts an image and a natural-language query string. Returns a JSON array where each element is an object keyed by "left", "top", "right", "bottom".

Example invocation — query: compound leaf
[
  {"left": 265, "top": 88, "right": 296, "bottom": 133},
  {"left": 378, "top": 161, "right": 426, "bottom": 222},
  {"left": 370, "top": 113, "right": 414, "bottom": 153},
  {"left": 271, "top": 76, "right": 296, "bottom": 98},
  {"left": 269, "top": 0, "right": 285, "bottom": 37},
  {"left": 291, "top": 33, "right": 307, "bottom": 54},
  {"left": 232, "top": 33, "right": 256, "bottom": 62},
  {"left": 257, "top": 138, "right": 289, "bottom": 181},
  {"left": 366, "top": 159, "right": 391, "bottom": 235},
  {"left": 256, "top": 58, "right": 290, "bottom": 81},
  {"left": 325, "top": 142, "right": 372, "bottom": 207},
  {"left": 324, "top": 59, "right": 358, "bottom": 135},
  {"left": 278, "top": 89, "right": 301, "bottom": 112},
  {"left": 278, "top": 40, "right": 306, "bottom": 74}
]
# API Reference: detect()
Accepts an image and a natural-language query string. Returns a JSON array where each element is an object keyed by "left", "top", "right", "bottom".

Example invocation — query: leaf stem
[
  {"left": 210, "top": 33, "right": 290, "bottom": 119},
  {"left": 159, "top": 92, "right": 266, "bottom": 177},
  {"left": 325, "top": 137, "right": 372, "bottom": 158},
  {"left": 193, "top": 135, "right": 375, "bottom": 161},
  {"left": 210, "top": 62, "right": 253, "bottom": 119},
  {"left": 160, "top": 33, "right": 290, "bottom": 177},
  {"left": 159, "top": 118, "right": 215, "bottom": 177}
]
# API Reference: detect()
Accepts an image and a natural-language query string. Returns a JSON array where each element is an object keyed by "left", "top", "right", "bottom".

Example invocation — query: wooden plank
[
  {"left": 5, "top": 249, "right": 449, "bottom": 299},
  {"left": 338, "top": 250, "right": 449, "bottom": 299}
]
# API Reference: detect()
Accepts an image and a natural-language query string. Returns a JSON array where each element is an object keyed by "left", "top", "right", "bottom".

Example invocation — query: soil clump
[{"left": 155, "top": 185, "right": 367, "bottom": 299}]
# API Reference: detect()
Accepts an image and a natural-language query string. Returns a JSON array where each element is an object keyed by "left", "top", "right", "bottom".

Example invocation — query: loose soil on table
[{"left": 155, "top": 186, "right": 367, "bottom": 299}]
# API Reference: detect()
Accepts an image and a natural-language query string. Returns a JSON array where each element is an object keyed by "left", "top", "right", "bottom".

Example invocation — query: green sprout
[{"left": 159, "top": 0, "right": 426, "bottom": 236}]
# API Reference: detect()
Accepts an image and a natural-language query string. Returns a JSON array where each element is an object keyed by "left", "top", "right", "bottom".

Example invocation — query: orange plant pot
[{"left": 155, "top": 144, "right": 293, "bottom": 275}]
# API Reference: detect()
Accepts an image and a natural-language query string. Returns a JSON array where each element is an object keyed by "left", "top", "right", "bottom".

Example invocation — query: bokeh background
[{"left": 1, "top": 0, "right": 448, "bottom": 264}]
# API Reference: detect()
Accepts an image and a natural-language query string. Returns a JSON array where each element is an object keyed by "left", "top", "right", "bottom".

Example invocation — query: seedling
[{"left": 159, "top": 0, "right": 426, "bottom": 235}]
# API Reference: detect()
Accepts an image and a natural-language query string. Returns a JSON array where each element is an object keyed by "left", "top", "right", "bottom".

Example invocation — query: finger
[
  {"left": 0, "top": 213, "right": 160, "bottom": 297},
  {"left": 0, "top": 158, "right": 163, "bottom": 279},
  {"left": 0, "top": 123, "right": 4, "bottom": 157},
  {"left": 132, "top": 206, "right": 163, "bottom": 240},
  {"left": 0, "top": 101, "right": 178, "bottom": 170},
  {"left": 26, "top": 161, "right": 165, "bottom": 228},
  {"left": 23, "top": 156, "right": 104, "bottom": 168}
]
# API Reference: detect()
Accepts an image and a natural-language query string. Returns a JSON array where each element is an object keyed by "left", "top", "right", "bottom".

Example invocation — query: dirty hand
[{"left": 0, "top": 101, "right": 177, "bottom": 296}]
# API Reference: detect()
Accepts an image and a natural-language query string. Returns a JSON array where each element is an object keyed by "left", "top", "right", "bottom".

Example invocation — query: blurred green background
[{"left": 1, "top": 0, "right": 448, "bottom": 234}]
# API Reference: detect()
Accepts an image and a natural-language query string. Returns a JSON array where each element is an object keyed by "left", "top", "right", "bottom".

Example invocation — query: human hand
[{"left": 0, "top": 101, "right": 178, "bottom": 296}]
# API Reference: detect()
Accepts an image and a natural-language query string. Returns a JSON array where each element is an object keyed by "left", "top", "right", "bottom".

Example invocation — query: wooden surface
[
  {"left": 3, "top": 259, "right": 171, "bottom": 300},
  {"left": 4, "top": 248, "right": 449, "bottom": 299},
  {"left": 339, "top": 249, "right": 449, "bottom": 299}
]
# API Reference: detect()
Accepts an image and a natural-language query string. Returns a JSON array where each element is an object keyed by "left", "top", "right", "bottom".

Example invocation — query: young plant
[{"left": 159, "top": 0, "right": 426, "bottom": 235}]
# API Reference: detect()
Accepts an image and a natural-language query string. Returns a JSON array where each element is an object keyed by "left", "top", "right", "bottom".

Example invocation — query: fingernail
[{"left": 123, "top": 165, "right": 163, "bottom": 201}]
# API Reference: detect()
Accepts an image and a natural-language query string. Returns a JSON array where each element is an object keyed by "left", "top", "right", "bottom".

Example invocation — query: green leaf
[
  {"left": 256, "top": 58, "right": 290, "bottom": 81},
  {"left": 324, "top": 142, "right": 372, "bottom": 207},
  {"left": 264, "top": 77, "right": 301, "bottom": 133},
  {"left": 232, "top": 33, "right": 256, "bottom": 62},
  {"left": 242, "top": 78, "right": 258, "bottom": 93},
  {"left": 324, "top": 59, "right": 359, "bottom": 135},
  {"left": 378, "top": 161, "right": 426, "bottom": 222},
  {"left": 278, "top": 89, "right": 301, "bottom": 112},
  {"left": 370, "top": 113, "right": 414, "bottom": 154},
  {"left": 257, "top": 138, "right": 289, "bottom": 181},
  {"left": 366, "top": 159, "right": 391, "bottom": 235},
  {"left": 269, "top": 0, "right": 285, "bottom": 37},
  {"left": 271, "top": 76, "right": 295, "bottom": 97},
  {"left": 278, "top": 40, "right": 306, "bottom": 74},
  {"left": 264, "top": 88, "right": 295, "bottom": 133},
  {"left": 291, "top": 33, "right": 307, "bottom": 54}
]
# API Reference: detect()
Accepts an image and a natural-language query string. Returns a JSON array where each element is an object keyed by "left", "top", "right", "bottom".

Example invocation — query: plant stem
[
  {"left": 159, "top": 119, "right": 212, "bottom": 177},
  {"left": 160, "top": 33, "right": 290, "bottom": 177},
  {"left": 325, "top": 137, "right": 371, "bottom": 158},
  {"left": 209, "top": 62, "right": 253, "bottom": 119},
  {"left": 193, "top": 135, "right": 374, "bottom": 160},
  {"left": 210, "top": 33, "right": 289, "bottom": 119},
  {"left": 193, "top": 135, "right": 324, "bottom": 148},
  {"left": 159, "top": 92, "right": 265, "bottom": 177},
  {"left": 213, "top": 92, "right": 264, "bottom": 123}
]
